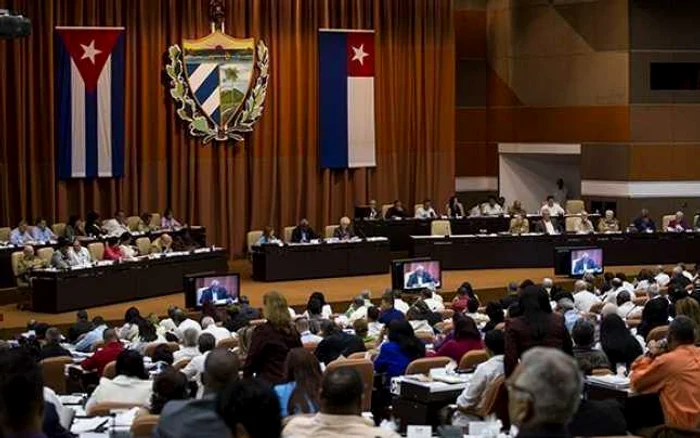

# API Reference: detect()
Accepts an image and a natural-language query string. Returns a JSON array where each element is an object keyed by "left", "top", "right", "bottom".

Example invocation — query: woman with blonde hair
[
  {"left": 675, "top": 298, "right": 700, "bottom": 343},
  {"left": 243, "top": 291, "right": 302, "bottom": 384}
]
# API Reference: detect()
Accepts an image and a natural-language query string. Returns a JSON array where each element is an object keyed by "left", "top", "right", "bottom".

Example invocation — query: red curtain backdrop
[{"left": 0, "top": 0, "right": 455, "bottom": 257}]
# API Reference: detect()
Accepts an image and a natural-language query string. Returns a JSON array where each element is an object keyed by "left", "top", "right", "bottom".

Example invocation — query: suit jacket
[
  {"left": 333, "top": 226, "right": 355, "bottom": 240},
  {"left": 568, "top": 399, "right": 626, "bottom": 437},
  {"left": 199, "top": 285, "right": 230, "bottom": 304},
  {"left": 385, "top": 207, "right": 406, "bottom": 219},
  {"left": 572, "top": 257, "right": 600, "bottom": 275},
  {"left": 534, "top": 219, "right": 562, "bottom": 234},
  {"left": 406, "top": 271, "right": 436, "bottom": 288},
  {"left": 40, "top": 343, "right": 72, "bottom": 361},
  {"left": 68, "top": 321, "right": 94, "bottom": 343},
  {"left": 315, "top": 332, "right": 366, "bottom": 365},
  {"left": 504, "top": 313, "right": 573, "bottom": 376},
  {"left": 154, "top": 395, "right": 229, "bottom": 438},
  {"left": 291, "top": 226, "right": 317, "bottom": 243}
]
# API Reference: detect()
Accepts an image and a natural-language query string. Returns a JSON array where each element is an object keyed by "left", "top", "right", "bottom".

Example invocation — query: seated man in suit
[
  {"left": 575, "top": 211, "right": 595, "bottom": 234},
  {"left": 509, "top": 213, "right": 529, "bottom": 234},
  {"left": 572, "top": 252, "right": 600, "bottom": 275},
  {"left": 199, "top": 280, "right": 234, "bottom": 306},
  {"left": 333, "top": 217, "right": 355, "bottom": 240},
  {"left": 632, "top": 208, "right": 656, "bottom": 232},
  {"left": 17, "top": 245, "right": 47, "bottom": 283},
  {"left": 406, "top": 265, "right": 437, "bottom": 289},
  {"left": 9, "top": 219, "right": 33, "bottom": 245},
  {"left": 50, "top": 238, "right": 71, "bottom": 269},
  {"left": 367, "top": 199, "right": 380, "bottom": 220},
  {"left": 667, "top": 211, "right": 690, "bottom": 232},
  {"left": 539, "top": 195, "right": 566, "bottom": 216},
  {"left": 291, "top": 218, "right": 317, "bottom": 243},
  {"left": 150, "top": 233, "right": 174, "bottom": 254},
  {"left": 534, "top": 209, "right": 562, "bottom": 235},
  {"left": 414, "top": 199, "right": 438, "bottom": 219},
  {"left": 31, "top": 218, "right": 56, "bottom": 242},
  {"left": 384, "top": 200, "right": 406, "bottom": 220}
]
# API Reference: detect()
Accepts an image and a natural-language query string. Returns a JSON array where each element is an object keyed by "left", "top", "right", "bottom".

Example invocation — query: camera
[{"left": 0, "top": 10, "right": 31, "bottom": 39}]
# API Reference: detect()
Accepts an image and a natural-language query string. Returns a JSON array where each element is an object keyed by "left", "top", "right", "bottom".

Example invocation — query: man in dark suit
[
  {"left": 199, "top": 280, "right": 233, "bottom": 305},
  {"left": 291, "top": 218, "right": 317, "bottom": 243},
  {"left": 384, "top": 200, "right": 406, "bottom": 220},
  {"left": 572, "top": 252, "right": 600, "bottom": 275},
  {"left": 367, "top": 199, "right": 380, "bottom": 220},
  {"left": 632, "top": 208, "right": 656, "bottom": 232},
  {"left": 39, "top": 328, "right": 72, "bottom": 361},
  {"left": 333, "top": 217, "right": 355, "bottom": 240},
  {"left": 406, "top": 265, "right": 436, "bottom": 288},
  {"left": 68, "top": 309, "right": 93, "bottom": 343},
  {"left": 534, "top": 209, "right": 562, "bottom": 234}
]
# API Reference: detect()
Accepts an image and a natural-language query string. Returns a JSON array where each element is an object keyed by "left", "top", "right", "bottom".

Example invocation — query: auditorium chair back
[
  {"left": 405, "top": 357, "right": 451, "bottom": 375},
  {"left": 565, "top": 216, "right": 581, "bottom": 232},
  {"left": 413, "top": 204, "right": 422, "bottom": 215},
  {"left": 40, "top": 356, "right": 73, "bottom": 394},
  {"left": 87, "top": 401, "right": 145, "bottom": 417},
  {"left": 37, "top": 247, "right": 55, "bottom": 263},
  {"left": 10, "top": 252, "right": 25, "bottom": 287},
  {"left": 283, "top": 226, "right": 295, "bottom": 243},
  {"left": 646, "top": 325, "right": 669, "bottom": 343},
  {"left": 216, "top": 337, "right": 238, "bottom": 350},
  {"left": 247, "top": 230, "right": 262, "bottom": 253},
  {"left": 88, "top": 242, "right": 105, "bottom": 261},
  {"left": 325, "top": 358, "right": 373, "bottom": 411},
  {"left": 173, "top": 358, "right": 192, "bottom": 371},
  {"left": 149, "top": 213, "right": 161, "bottom": 228},
  {"left": 565, "top": 200, "right": 584, "bottom": 214},
  {"left": 135, "top": 237, "right": 151, "bottom": 256},
  {"left": 0, "top": 227, "right": 10, "bottom": 242},
  {"left": 102, "top": 360, "right": 117, "bottom": 379},
  {"left": 324, "top": 225, "right": 338, "bottom": 239},
  {"left": 131, "top": 414, "right": 159, "bottom": 437},
  {"left": 51, "top": 223, "right": 66, "bottom": 238},
  {"left": 458, "top": 349, "right": 489, "bottom": 371},
  {"left": 662, "top": 214, "right": 675, "bottom": 230},
  {"left": 431, "top": 220, "right": 451, "bottom": 236},
  {"left": 126, "top": 216, "right": 141, "bottom": 231}
]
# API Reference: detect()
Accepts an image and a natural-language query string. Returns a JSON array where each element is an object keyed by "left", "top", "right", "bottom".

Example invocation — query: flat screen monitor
[
  {"left": 391, "top": 257, "right": 441, "bottom": 291},
  {"left": 570, "top": 248, "right": 604, "bottom": 276},
  {"left": 184, "top": 273, "right": 239, "bottom": 309}
]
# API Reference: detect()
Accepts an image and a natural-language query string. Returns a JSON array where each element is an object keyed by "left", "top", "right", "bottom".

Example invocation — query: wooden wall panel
[
  {"left": 456, "top": 108, "right": 487, "bottom": 143},
  {"left": 455, "top": 142, "right": 497, "bottom": 177},
  {"left": 455, "top": 10, "right": 486, "bottom": 59},
  {"left": 580, "top": 144, "right": 630, "bottom": 181},
  {"left": 629, "top": 145, "right": 700, "bottom": 181}
]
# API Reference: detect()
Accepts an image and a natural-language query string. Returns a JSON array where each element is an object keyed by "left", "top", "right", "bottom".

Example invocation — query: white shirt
[
  {"left": 617, "top": 302, "right": 642, "bottom": 320},
  {"left": 367, "top": 321, "right": 384, "bottom": 338},
  {"left": 173, "top": 346, "right": 201, "bottom": 363},
  {"left": 300, "top": 330, "right": 323, "bottom": 345},
  {"left": 423, "top": 297, "right": 445, "bottom": 312},
  {"left": 203, "top": 325, "right": 233, "bottom": 344},
  {"left": 85, "top": 375, "right": 152, "bottom": 413},
  {"left": 68, "top": 247, "right": 92, "bottom": 266},
  {"left": 414, "top": 206, "right": 437, "bottom": 219},
  {"left": 544, "top": 221, "right": 556, "bottom": 235},
  {"left": 181, "top": 350, "right": 210, "bottom": 380},
  {"left": 102, "top": 218, "right": 130, "bottom": 237},
  {"left": 455, "top": 355, "right": 504, "bottom": 416},
  {"left": 540, "top": 203, "right": 565, "bottom": 216},
  {"left": 409, "top": 320, "right": 434, "bottom": 336},
  {"left": 119, "top": 244, "right": 137, "bottom": 260},
  {"left": 480, "top": 203, "right": 503, "bottom": 216},
  {"left": 283, "top": 413, "right": 400, "bottom": 438},
  {"left": 303, "top": 304, "right": 333, "bottom": 320},
  {"left": 394, "top": 298, "right": 410, "bottom": 314},
  {"left": 655, "top": 272, "right": 671, "bottom": 287},
  {"left": 348, "top": 306, "right": 368, "bottom": 323},
  {"left": 574, "top": 290, "right": 601, "bottom": 313}
]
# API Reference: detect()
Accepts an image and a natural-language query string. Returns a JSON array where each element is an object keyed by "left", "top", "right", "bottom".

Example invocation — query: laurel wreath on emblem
[{"left": 165, "top": 40, "right": 269, "bottom": 143}]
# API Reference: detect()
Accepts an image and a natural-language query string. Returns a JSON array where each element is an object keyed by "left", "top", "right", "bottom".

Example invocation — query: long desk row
[
  {"left": 411, "top": 232, "right": 700, "bottom": 270},
  {"left": 354, "top": 215, "right": 599, "bottom": 251},
  {"left": 0, "top": 227, "right": 207, "bottom": 288},
  {"left": 251, "top": 238, "right": 391, "bottom": 281},
  {"left": 31, "top": 248, "right": 228, "bottom": 313}
]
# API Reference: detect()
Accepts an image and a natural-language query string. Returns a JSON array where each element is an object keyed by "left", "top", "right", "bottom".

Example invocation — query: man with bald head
[
  {"left": 333, "top": 216, "right": 355, "bottom": 240},
  {"left": 284, "top": 367, "right": 400, "bottom": 437},
  {"left": 150, "top": 233, "right": 174, "bottom": 254},
  {"left": 154, "top": 349, "right": 240, "bottom": 438}
]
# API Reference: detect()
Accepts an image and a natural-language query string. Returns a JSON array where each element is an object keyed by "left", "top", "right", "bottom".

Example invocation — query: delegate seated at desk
[
  {"left": 534, "top": 209, "right": 562, "bottom": 235},
  {"left": 539, "top": 195, "right": 566, "bottom": 216},
  {"left": 632, "top": 209, "right": 656, "bottom": 232},
  {"left": 256, "top": 226, "right": 281, "bottom": 245},
  {"left": 446, "top": 195, "right": 466, "bottom": 218},
  {"left": 480, "top": 195, "right": 504, "bottom": 216},
  {"left": 572, "top": 252, "right": 600, "bottom": 275},
  {"left": 667, "top": 211, "right": 690, "bottom": 232},
  {"left": 414, "top": 199, "right": 438, "bottom": 219},
  {"left": 50, "top": 238, "right": 72, "bottom": 269},
  {"left": 31, "top": 218, "right": 56, "bottom": 242},
  {"left": 198, "top": 280, "right": 234, "bottom": 305},
  {"left": 405, "top": 265, "right": 436, "bottom": 288},
  {"left": 68, "top": 239, "right": 92, "bottom": 266},
  {"left": 333, "top": 217, "right": 355, "bottom": 240},
  {"left": 10, "top": 219, "right": 33, "bottom": 245},
  {"left": 385, "top": 200, "right": 406, "bottom": 220},
  {"left": 291, "top": 218, "right": 317, "bottom": 243}
]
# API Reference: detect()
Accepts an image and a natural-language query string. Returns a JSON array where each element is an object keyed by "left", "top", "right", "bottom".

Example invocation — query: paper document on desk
[
  {"left": 587, "top": 375, "right": 630, "bottom": 389},
  {"left": 59, "top": 395, "right": 84, "bottom": 405},
  {"left": 71, "top": 417, "right": 109, "bottom": 433}
]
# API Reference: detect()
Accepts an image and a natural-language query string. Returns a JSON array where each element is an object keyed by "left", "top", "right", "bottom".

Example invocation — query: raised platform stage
[{"left": 0, "top": 260, "right": 664, "bottom": 337}]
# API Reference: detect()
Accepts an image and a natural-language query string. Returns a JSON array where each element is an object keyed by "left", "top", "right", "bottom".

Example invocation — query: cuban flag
[
  {"left": 318, "top": 29, "right": 376, "bottom": 169},
  {"left": 55, "top": 27, "right": 125, "bottom": 179}
]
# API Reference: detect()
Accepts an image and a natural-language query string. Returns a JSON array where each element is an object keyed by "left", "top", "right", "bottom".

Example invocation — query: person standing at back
[
  {"left": 553, "top": 178, "right": 568, "bottom": 206},
  {"left": 244, "top": 291, "right": 302, "bottom": 385},
  {"left": 504, "top": 285, "right": 573, "bottom": 376}
]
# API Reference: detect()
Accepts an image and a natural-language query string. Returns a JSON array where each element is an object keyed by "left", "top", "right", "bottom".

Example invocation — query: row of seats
[
  {"left": 0, "top": 214, "right": 163, "bottom": 242},
  {"left": 378, "top": 199, "right": 587, "bottom": 218}
]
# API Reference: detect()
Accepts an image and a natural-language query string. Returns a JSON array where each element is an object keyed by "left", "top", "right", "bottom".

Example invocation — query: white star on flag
[
  {"left": 351, "top": 44, "right": 369, "bottom": 65},
  {"left": 80, "top": 40, "right": 102, "bottom": 64}
]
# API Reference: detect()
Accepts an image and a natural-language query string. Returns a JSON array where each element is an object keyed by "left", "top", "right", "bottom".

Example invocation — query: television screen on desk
[
  {"left": 391, "top": 257, "right": 441, "bottom": 290},
  {"left": 184, "top": 273, "right": 239, "bottom": 309},
  {"left": 553, "top": 247, "right": 603, "bottom": 277}
]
